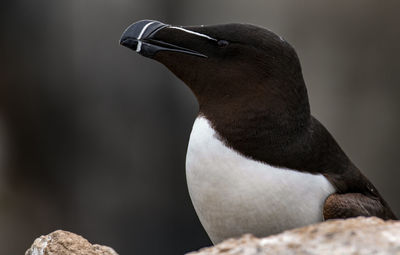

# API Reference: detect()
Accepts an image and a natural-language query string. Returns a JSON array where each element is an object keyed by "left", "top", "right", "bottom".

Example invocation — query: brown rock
[
  {"left": 187, "top": 217, "right": 400, "bottom": 255},
  {"left": 25, "top": 230, "right": 118, "bottom": 255}
]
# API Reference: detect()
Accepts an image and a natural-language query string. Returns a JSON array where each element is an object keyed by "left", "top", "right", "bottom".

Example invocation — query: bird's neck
[{"left": 200, "top": 91, "right": 309, "bottom": 151}]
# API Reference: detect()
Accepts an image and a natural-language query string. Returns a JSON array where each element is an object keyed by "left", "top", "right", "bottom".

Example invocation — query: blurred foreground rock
[
  {"left": 188, "top": 217, "right": 400, "bottom": 255},
  {"left": 25, "top": 230, "right": 118, "bottom": 255}
]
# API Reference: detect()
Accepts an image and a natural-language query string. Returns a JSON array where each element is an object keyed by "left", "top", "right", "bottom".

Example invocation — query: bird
[{"left": 120, "top": 20, "right": 397, "bottom": 244}]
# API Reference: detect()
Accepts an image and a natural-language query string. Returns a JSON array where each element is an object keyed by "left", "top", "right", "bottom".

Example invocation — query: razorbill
[{"left": 120, "top": 20, "right": 397, "bottom": 244}]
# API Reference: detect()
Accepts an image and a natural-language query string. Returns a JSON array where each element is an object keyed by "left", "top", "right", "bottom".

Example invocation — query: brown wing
[{"left": 323, "top": 193, "right": 396, "bottom": 220}]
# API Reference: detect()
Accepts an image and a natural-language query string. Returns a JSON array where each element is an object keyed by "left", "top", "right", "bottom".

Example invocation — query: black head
[{"left": 120, "top": 20, "right": 310, "bottom": 129}]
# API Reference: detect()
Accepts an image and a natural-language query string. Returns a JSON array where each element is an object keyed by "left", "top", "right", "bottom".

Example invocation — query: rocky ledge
[
  {"left": 26, "top": 217, "right": 400, "bottom": 255},
  {"left": 187, "top": 217, "right": 400, "bottom": 255},
  {"left": 25, "top": 230, "right": 118, "bottom": 255}
]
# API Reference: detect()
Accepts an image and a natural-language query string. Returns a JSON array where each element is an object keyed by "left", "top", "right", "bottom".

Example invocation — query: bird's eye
[{"left": 217, "top": 40, "right": 229, "bottom": 47}]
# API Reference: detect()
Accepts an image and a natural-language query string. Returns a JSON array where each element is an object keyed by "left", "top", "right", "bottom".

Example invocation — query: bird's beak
[{"left": 120, "top": 20, "right": 207, "bottom": 58}]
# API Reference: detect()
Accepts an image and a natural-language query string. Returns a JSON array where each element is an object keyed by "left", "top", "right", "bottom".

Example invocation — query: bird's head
[{"left": 120, "top": 20, "right": 309, "bottom": 119}]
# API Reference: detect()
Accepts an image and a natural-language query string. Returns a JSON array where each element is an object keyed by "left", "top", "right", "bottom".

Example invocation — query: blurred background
[{"left": 1, "top": 0, "right": 399, "bottom": 254}]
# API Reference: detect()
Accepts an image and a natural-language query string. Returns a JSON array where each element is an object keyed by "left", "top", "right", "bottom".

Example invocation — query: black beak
[{"left": 120, "top": 20, "right": 207, "bottom": 58}]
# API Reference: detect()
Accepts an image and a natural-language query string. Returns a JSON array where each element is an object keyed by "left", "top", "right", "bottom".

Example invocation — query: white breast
[{"left": 186, "top": 116, "right": 336, "bottom": 244}]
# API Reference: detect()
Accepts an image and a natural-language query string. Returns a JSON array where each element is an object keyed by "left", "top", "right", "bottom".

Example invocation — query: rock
[
  {"left": 25, "top": 230, "right": 118, "bottom": 255},
  {"left": 187, "top": 217, "right": 400, "bottom": 255}
]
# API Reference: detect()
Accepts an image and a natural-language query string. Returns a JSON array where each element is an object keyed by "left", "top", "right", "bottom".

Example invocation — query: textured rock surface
[
  {"left": 187, "top": 217, "right": 400, "bottom": 255},
  {"left": 25, "top": 230, "right": 118, "bottom": 255}
]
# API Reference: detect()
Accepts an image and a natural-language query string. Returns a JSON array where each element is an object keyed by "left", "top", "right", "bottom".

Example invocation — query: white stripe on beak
[
  {"left": 136, "top": 21, "right": 157, "bottom": 52},
  {"left": 169, "top": 26, "right": 217, "bottom": 42}
]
